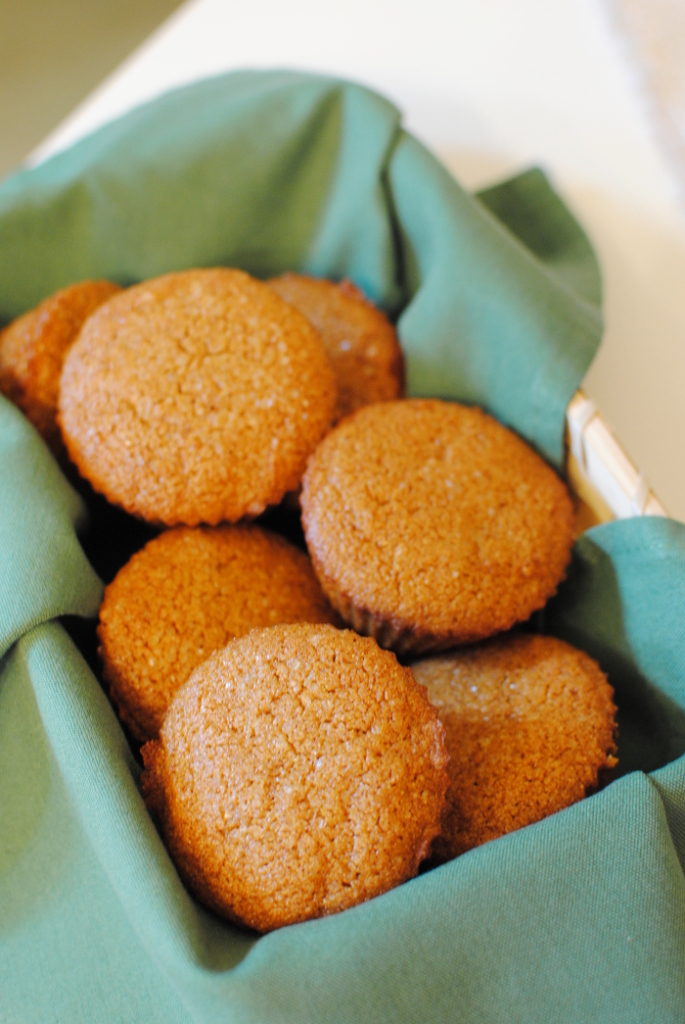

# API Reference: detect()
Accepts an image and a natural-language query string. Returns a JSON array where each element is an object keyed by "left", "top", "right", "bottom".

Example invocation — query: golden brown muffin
[
  {"left": 0, "top": 279, "right": 121, "bottom": 456},
  {"left": 141, "top": 623, "right": 449, "bottom": 932},
  {"left": 98, "top": 524, "right": 339, "bottom": 743},
  {"left": 268, "top": 273, "right": 404, "bottom": 421},
  {"left": 301, "top": 399, "right": 575, "bottom": 655},
  {"left": 58, "top": 268, "right": 337, "bottom": 525},
  {"left": 411, "top": 633, "right": 618, "bottom": 860}
]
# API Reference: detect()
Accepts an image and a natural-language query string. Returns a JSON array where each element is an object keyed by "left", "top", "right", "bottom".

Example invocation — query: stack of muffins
[{"left": 0, "top": 267, "right": 618, "bottom": 933}]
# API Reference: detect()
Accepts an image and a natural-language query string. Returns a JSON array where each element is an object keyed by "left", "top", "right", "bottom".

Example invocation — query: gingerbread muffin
[
  {"left": 411, "top": 633, "right": 618, "bottom": 860},
  {"left": 141, "top": 623, "right": 449, "bottom": 932},
  {"left": 98, "top": 524, "right": 339, "bottom": 742},
  {"left": 0, "top": 279, "right": 120, "bottom": 456},
  {"left": 268, "top": 274, "right": 404, "bottom": 421},
  {"left": 58, "top": 268, "right": 337, "bottom": 525},
  {"left": 301, "top": 399, "right": 575, "bottom": 654}
]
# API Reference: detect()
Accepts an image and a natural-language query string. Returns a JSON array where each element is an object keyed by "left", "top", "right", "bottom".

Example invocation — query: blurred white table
[{"left": 30, "top": 0, "right": 685, "bottom": 520}]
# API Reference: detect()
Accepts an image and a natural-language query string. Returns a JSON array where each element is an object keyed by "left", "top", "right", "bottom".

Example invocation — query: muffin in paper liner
[{"left": 301, "top": 399, "right": 575, "bottom": 656}]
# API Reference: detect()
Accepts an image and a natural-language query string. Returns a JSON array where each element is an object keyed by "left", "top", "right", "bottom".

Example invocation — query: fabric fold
[
  {"left": 389, "top": 132, "right": 602, "bottom": 465},
  {"left": 8, "top": 619, "right": 685, "bottom": 1024},
  {"left": 0, "top": 69, "right": 683, "bottom": 1023},
  {"left": 545, "top": 517, "right": 685, "bottom": 780},
  {"left": 0, "top": 398, "right": 102, "bottom": 658},
  {"left": 0, "top": 70, "right": 602, "bottom": 467}
]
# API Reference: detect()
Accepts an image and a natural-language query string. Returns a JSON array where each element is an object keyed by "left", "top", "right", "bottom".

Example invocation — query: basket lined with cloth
[{"left": 1, "top": 70, "right": 684, "bottom": 1023}]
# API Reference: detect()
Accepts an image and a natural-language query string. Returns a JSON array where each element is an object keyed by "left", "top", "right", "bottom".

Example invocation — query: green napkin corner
[{"left": 1, "top": 70, "right": 684, "bottom": 1023}]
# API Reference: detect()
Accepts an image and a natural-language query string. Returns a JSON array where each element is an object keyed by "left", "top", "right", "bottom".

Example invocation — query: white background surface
[{"left": 31, "top": 0, "right": 685, "bottom": 520}]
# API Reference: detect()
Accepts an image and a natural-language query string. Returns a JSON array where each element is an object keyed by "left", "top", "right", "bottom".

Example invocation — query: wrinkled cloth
[{"left": 1, "top": 70, "right": 683, "bottom": 1024}]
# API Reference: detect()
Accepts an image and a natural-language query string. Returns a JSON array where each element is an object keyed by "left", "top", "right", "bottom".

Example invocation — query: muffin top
[
  {"left": 268, "top": 273, "right": 404, "bottom": 421},
  {"left": 0, "top": 279, "right": 120, "bottom": 456},
  {"left": 142, "top": 623, "right": 449, "bottom": 932},
  {"left": 98, "top": 523, "right": 339, "bottom": 742},
  {"left": 59, "top": 268, "right": 337, "bottom": 525},
  {"left": 411, "top": 633, "right": 618, "bottom": 859},
  {"left": 301, "top": 399, "right": 575, "bottom": 653}
]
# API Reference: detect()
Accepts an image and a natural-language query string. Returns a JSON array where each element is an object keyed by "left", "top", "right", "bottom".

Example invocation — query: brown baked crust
[
  {"left": 301, "top": 399, "right": 575, "bottom": 654},
  {"left": 0, "top": 280, "right": 121, "bottom": 456},
  {"left": 411, "top": 633, "right": 618, "bottom": 859},
  {"left": 268, "top": 273, "right": 404, "bottom": 421},
  {"left": 98, "top": 523, "right": 339, "bottom": 742},
  {"left": 58, "top": 268, "right": 337, "bottom": 525},
  {"left": 141, "top": 623, "right": 449, "bottom": 932}
]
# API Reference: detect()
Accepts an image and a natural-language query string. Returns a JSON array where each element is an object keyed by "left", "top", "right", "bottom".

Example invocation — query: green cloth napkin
[{"left": 1, "top": 70, "right": 684, "bottom": 1023}]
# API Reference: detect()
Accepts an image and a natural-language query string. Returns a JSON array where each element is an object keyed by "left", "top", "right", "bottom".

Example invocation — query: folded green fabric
[
  {"left": 1, "top": 70, "right": 683, "bottom": 1023},
  {"left": 0, "top": 70, "right": 600, "bottom": 468}
]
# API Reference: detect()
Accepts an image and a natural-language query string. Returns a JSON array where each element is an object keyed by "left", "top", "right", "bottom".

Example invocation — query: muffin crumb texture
[
  {"left": 268, "top": 273, "right": 404, "bottom": 421},
  {"left": 302, "top": 399, "right": 575, "bottom": 653},
  {"left": 142, "top": 623, "right": 449, "bottom": 932},
  {"left": 58, "top": 268, "right": 337, "bottom": 525},
  {"left": 0, "top": 279, "right": 120, "bottom": 455},
  {"left": 98, "top": 524, "right": 338, "bottom": 742},
  {"left": 411, "top": 633, "right": 618, "bottom": 860}
]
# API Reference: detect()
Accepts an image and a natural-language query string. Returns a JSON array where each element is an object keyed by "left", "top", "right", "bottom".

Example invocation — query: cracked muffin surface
[
  {"left": 268, "top": 273, "right": 404, "bottom": 422},
  {"left": 411, "top": 633, "right": 618, "bottom": 859},
  {"left": 98, "top": 523, "right": 339, "bottom": 743},
  {"left": 141, "top": 623, "right": 449, "bottom": 932},
  {"left": 301, "top": 399, "right": 575, "bottom": 654},
  {"left": 0, "top": 278, "right": 120, "bottom": 456},
  {"left": 58, "top": 268, "right": 337, "bottom": 525}
]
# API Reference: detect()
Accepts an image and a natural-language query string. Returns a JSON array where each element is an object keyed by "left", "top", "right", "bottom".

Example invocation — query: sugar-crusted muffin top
[
  {"left": 268, "top": 273, "right": 404, "bottom": 421},
  {"left": 301, "top": 399, "right": 575, "bottom": 653},
  {"left": 59, "top": 268, "right": 337, "bottom": 525},
  {"left": 98, "top": 523, "right": 338, "bottom": 742},
  {"left": 0, "top": 278, "right": 120, "bottom": 456},
  {"left": 142, "top": 622, "right": 449, "bottom": 932},
  {"left": 411, "top": 633, "right": 618, "bottom": 859}
]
